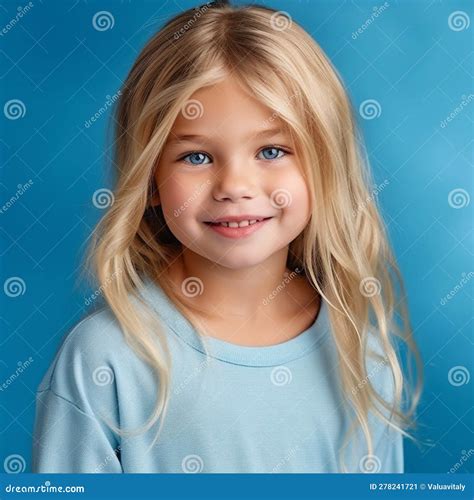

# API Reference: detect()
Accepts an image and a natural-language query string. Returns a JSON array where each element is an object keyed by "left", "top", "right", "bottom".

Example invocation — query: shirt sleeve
[{"left": 32, "top": 388, "right": 123, "bottom": 473}]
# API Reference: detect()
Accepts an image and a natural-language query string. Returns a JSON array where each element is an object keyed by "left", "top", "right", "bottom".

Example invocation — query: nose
[{"left": 211, "top": 161, "right": 259, "bottom": 202}]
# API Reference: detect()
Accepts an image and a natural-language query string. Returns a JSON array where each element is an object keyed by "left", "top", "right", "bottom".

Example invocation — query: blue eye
[
  {"left": 180, "top": 152, "right": 211, "bottom": 166},
  {"left": 178, "top": 146, "right": 289, "bottom": 166},
  {"left": 257, "top": 146, "right": 287, "bottom": 161}
]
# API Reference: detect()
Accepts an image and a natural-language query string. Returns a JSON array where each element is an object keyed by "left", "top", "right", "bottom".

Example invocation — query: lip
[
  {"left": 204, "top": 215, "right": 271, "bottom": 223},
  {"left": 203, "top": 217, "right": 273, "bottom": 239}
]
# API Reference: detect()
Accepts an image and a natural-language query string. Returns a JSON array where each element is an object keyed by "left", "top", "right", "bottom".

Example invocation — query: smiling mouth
[{"left": 204, "top": 217, "right": 273, "bottom": 228}]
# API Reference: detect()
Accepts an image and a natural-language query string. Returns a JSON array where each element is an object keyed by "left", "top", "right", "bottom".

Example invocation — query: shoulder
[{"left": 36, "top": 305, "right": 142, "bottom": 412}]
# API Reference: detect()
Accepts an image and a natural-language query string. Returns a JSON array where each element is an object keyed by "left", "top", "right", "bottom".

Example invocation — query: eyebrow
[{"left": 166, "top": 127, "right": 287, "bottom": 146}]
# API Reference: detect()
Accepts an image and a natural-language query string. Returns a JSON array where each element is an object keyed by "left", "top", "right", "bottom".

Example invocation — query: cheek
[
  {"left": 157, "top": 174, "right": 191, "bottom": 213},
  {"left": 156, "top": 174, "right": 204, "bottom": 237},
  {"left": 270, "top": 168, "right": 311, "bottom": 221}
]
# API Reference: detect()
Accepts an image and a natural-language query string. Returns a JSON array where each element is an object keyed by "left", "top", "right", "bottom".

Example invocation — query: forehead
[{"left": 168, "top": 78, "right": 291, "bottom": 142}]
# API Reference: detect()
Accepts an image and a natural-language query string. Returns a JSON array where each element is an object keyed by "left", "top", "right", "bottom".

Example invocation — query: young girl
[{"left": 32, "top": 0, "right": 422, "bottom": 473}]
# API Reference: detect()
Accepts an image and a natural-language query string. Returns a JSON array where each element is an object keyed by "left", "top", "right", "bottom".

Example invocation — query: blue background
[{"left": 1, "top": 0, "right": 472, "bottom": 475}]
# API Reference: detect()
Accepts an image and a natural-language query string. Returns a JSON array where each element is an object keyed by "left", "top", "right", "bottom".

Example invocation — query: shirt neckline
[{"left": 140, "top": 275, "right": 331, "bottom": 367}]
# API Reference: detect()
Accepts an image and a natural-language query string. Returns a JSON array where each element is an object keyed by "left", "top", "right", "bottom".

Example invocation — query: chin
[{"left": 205, "top": 250, "right": 272, "bottom": 270}]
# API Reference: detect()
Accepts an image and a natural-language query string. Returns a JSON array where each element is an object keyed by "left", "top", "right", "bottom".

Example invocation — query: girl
[{"left": 32, "top": 0, "right": 422, "bottom": 473}]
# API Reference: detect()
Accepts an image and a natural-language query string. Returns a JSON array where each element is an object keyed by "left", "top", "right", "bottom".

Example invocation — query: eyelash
[{"left": 177, "top": 145, "right": 291, "bottom": 166}]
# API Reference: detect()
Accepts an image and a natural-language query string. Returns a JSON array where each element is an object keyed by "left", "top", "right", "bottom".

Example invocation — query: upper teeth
[{"left": 217, "top": 219, "right": 260, "bottom": 227}]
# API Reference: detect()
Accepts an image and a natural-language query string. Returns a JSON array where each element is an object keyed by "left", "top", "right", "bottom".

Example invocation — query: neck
[{"left": 166, "top": 247, "right": 306, "bottom": 319}]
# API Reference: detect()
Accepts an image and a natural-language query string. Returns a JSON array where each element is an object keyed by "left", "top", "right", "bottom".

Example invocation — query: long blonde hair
[{"left": 82, "top": 0, "right": 423, "bottom": 471}]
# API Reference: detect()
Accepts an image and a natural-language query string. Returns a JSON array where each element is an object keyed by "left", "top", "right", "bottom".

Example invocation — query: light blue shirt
[{"left": 32, "top": 276, "right": 403, "bottom": 473}]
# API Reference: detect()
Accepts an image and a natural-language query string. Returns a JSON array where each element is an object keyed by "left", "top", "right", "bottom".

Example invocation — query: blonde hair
[{"left": 82, "top": 0, "right": 423, "bottom": 471}]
